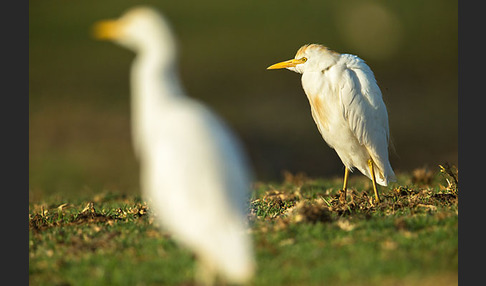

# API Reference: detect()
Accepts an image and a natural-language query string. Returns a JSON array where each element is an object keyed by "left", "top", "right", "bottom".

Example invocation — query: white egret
[
  {"left": 93, "top": 6, "right": 255, "bottom": 285},
  {"left": 267, "top": 44, "right": 396, "bottom": 203}
]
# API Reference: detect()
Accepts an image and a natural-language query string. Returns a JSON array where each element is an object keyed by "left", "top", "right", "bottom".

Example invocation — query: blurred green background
[{"left": 29, "top": 0, "right": 457, "bottom": 199}]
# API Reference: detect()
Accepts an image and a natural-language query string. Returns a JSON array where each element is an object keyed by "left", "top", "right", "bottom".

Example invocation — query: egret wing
[
  {"left": 338, "top": 55, "right": 393, "bottom": 182},
  {"left": 339, "top": 55, "right": 389, "bottom": 147}
]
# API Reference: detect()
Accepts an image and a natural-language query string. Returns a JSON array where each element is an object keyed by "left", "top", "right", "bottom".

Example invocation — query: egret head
[
  {"left": 93, "top": 6, "right": 176, "bottom": 57},
  {"left": 267, "top": 44, "right": 339, "bottom": 74}
]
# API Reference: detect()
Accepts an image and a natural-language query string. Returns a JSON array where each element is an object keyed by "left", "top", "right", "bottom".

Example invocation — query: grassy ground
[{"left": 29, "top": 165, "right": 458, "bottom": 286}]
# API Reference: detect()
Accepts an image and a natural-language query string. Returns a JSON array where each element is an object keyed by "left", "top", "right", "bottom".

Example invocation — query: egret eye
[{"left": 301, "top": 57, "right": 307, "bottom": 62}]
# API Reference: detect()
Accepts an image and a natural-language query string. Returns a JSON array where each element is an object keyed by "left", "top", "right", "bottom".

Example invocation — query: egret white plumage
[
  {"left": 93, "top": 6, "right": 255, "bottom": 284},
  {"left": 267, "top": 44, "right": 396, "bottom": 203}
]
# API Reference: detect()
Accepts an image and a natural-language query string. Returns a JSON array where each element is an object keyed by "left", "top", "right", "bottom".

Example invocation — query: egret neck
[{"left": 130, "top": 45, "right": 184, "bottom": 159}]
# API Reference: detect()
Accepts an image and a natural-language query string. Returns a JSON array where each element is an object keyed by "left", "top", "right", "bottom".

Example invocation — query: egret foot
[
  {"left": 368, "top": 159, "right": 381, "bottom": 203},
  {"left": 338, "top": 189, "right": 347, "bottom": 205}
]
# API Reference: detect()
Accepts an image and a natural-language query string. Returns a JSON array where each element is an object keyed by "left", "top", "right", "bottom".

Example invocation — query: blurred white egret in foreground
[
  {"left": 94, "top": 6, "right": 255, "bottom": 284},
  {"left": 268, "top": 44, "right": 396, "bottom": 203}
]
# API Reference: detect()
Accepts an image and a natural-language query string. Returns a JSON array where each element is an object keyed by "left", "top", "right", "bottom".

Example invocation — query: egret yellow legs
[{"left": 340, "top": 159, "right": 381, "bottom": 204}]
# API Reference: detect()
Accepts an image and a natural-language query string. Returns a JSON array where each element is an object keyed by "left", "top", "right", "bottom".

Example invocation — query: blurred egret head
[{"left": 93, "top": 6, "right": 176, "bottom": 58}]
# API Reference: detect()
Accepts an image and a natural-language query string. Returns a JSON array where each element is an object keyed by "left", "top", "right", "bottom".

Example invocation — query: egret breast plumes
[{"left": 268, "top": 44, "right": 396, "bottom": 203}]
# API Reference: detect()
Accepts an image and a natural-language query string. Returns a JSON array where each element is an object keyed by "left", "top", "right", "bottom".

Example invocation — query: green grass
[{"left": 29, "top": 166, "right": 457, "bottom": 285}]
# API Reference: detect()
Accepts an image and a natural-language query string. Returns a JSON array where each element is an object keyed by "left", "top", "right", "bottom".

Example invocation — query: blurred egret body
[
  {"left": 94, "top": 6, "right": 255, "bottom": 284},
  {"left": 268, "top": 44, "right": 396, "bottom": 202}
]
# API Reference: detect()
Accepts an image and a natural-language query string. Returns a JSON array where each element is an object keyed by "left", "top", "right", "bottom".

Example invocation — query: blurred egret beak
[
  {"left": 267, "top": 58, "right": 307, "bottom": 70},
  {"left": 93, "top": 20, "right": 121, "bottom": 40}
]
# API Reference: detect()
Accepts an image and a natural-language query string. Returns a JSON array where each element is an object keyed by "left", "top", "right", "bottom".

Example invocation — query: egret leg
[
  {"left": 368, "top": 159, "right": 380, "bottom": 203},
  {"left": 343, "top": 167, "right": 349, "bottom": 195},
  {"left": 339, "top": 168, "right": 349, "bottom": 203}
]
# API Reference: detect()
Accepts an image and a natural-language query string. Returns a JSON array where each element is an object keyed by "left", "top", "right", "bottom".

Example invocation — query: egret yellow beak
[
  {"left": 267, "top": 58, "right": 307, "bottom": 70},
  {"left": 92, "top": 20, "right": 122, "bottom": 40}
]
